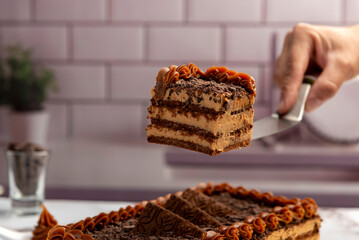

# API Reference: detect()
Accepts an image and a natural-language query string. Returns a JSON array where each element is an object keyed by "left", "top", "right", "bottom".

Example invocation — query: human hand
[{"left": 274, "top": 23, "right": 359, "bottom": 114}]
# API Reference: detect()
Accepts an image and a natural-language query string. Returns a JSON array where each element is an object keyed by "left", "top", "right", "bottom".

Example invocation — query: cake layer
[
  {"left": 148, "top": 104, "right": 253, "bottom": 135},
  {"left": 147, "top": 125, "right": 252, "bottom": 151},
  {"left": 147, "top": 136, "right": 251, "bottom": 155},
  {"left": 149, "top": 118, "right": 253, "bottom": 142},
  {"left": 150, "top": 78, "right": 255, "bottom": 112}
]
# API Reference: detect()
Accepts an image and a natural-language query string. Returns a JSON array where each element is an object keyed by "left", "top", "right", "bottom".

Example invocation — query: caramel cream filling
[
  {"left": 147, "top": 125, "right": 252, "bottom": 151},
  {"left": 151, "top": 87, "right": 255, "bottom": 112},
  {"left": 148, "top": 106, "right": 253, "bottom": 135},
  {"left": 263, "top": 217, "right": 321, "bottom": 240}
]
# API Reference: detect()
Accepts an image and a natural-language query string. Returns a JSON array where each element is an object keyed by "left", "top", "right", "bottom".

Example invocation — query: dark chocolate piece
[
  {"left": 164, "top": 194, "right": 222, "bottom": 227},
  {"left": 134, "top": 202, "right": 204, "bottom": 238},
  {"left": 182, "top": 189, "right": 236, "bottom": 217}
]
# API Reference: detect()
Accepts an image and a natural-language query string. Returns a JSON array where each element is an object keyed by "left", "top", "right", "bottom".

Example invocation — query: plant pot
[{"left": 10, "top": 110, "right": 49, "bottom": 146}]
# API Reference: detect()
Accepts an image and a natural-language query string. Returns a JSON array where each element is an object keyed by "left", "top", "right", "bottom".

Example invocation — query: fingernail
[{"left": 305, "top": 98, "right": 322, "bottom": 112}]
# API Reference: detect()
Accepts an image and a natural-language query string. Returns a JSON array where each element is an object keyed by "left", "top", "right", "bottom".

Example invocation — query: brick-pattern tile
[
  {"left": 35, "top": 0, "right": 106, "bottom": 21},
  {"left": 111, "top": 0, "right": 183, "bottom": 22},
  {"left": 188, "top": 0, "right": 261, "bottom": 22},
  {"left": 346, "top": 0, "right": 359, "bottom": 23},
  {"left": 0, "top": 0, "right": 31, "bottom": 21},
  {"left": 266, "top": 0, "right": 342, "bottom": 23},
  {"left": 73, "top": 27, "right": 143, "bottom": 61},
  {"left": 49, "top": 65, "right": 106, "bottom": 100},
  {"left": 1, "top": 26, "right": 67, "bottom": 59},
  {"left": 72, "top": 104, "right": 144, "bottom": 140},
  {"left": 47, "top": 103, "right": 68, "bottom": 139},
  {"left": 148, "top": 27, "right": 221, "bottom": 61},
  {"left": 226, "top": 27, "right": 273, "bottom": 62},
  {"left": 111, "top": 65, "right": 161, "bottom": 100}
]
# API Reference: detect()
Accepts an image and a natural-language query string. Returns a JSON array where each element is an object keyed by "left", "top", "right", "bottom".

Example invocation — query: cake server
[{"left": 251, "top": 76, "right": 315, "bottom": 140}]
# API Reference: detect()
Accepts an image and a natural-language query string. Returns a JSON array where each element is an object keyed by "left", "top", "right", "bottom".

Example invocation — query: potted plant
[{"left": 3, "top": 45, "right": 57, "bottom": 145}]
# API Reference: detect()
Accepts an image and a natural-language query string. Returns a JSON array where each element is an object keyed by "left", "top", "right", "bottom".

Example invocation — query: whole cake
[
  {"left": 146, "top": 63, "right": 256, "bottom": 155},
  {"left": 35, "top": 183, "right": 321, "bottom": 240}
]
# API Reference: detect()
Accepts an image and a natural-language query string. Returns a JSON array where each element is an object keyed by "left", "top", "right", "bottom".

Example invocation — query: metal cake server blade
[{"left": 251, "top": 76, "right": 315, "bottom": 140}]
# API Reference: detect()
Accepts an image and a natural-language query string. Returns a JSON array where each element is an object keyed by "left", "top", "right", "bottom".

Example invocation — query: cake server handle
[
  {"left": 279, "top": 75, "right": 315, "bottom": 122},
  {"left": 251, "top": 75, "right": 315, "bottom": 140}
]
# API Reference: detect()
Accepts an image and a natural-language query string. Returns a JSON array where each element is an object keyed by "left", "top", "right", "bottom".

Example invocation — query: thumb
[{"left": 305, "top": 63, "right": 343, "bottom": 112}]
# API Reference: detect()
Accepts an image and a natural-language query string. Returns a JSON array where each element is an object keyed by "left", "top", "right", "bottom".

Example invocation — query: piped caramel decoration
[
  {"left": 83, "top": 217, "right": 95, "bottom": 231},
  {"left": 32, "top": 205, "right": 58, "bottom": 240},
  {"left": 188, "top": 63, "right": 204, "bottom": 78},
  {"left": 47, "top": 225, "right": 94, "bottom": 240},
  {"left": 177, "top": 65, "right": 192, "bottom": 79},
  {"left": 204, "top": 66, "right": 256, "bottom": 95},
  {"left": 261, "top": 192, "right": 274, "bottom": 205},
  {"left": 245, "top": 216, "right": 266, "bottom": 234},
  {"left": 231, "top": 222, "right": 253, "bottom": 240},
  {"left": 259, "top": 212, "right": 279, "bottom": 230},
  {"left": 154, "top": 63, "right": 255, "bottom": 100},
  {"left": 301, "top": 201, "right": 316, "bottom": 218},
  {"left": 286, "top": 204, "right": 305, "bottom": 220},
  {"left": 219, "top": 226, "right": 239, "bottom": 240},
  {"left": 154, "top": 67, "right": 170, "bottom": 100},
  {"left": 230, "top": 186, "right": 249, "bottom": 198},
  {"left": 302, "top": 198, "right": 319, "bottom": 211},
  {"left": 213, "top": 182, "right": 234, "bottom": 194},
  {"left": 248, "top": 189, "right": 262, "bottom": 201},
  {"left": 272, "top": 206, "right": 293, "bottom": 224},
  {"left": 108, "top": 211, "right": 120, "bottom": 223},
  {"left": 202, "top": 231, "right": 225, "bottom": 240},
  {"left": 69, "top": 220, "right": 85, "bottom": 231},
  {"left": 93, "top": 212, "right": 110, "bottom": 229}
]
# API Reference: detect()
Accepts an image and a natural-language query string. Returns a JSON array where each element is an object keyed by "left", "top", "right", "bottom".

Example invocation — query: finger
[
  {"left": 275, "top": 28, "right": 312, "bottom": 114},
  {"left": 305, "top": 62, "right": 343, "bottom": 112}
]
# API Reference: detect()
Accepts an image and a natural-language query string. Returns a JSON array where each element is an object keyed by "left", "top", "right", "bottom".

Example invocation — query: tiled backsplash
[{"left": 0, "top": 0, "right": 354, "bottom": 142}]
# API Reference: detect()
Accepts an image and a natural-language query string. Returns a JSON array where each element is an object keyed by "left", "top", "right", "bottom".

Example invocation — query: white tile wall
[
  {"left": 226, "top": 27, "right": 273, "bottom": 62},
  {"left": 188, "top": 0, "right": 262, "bottom": 23},
  {"left": 111, "top": 0, "right": 184, "bottom": 22},
  {"left": 47, "top": 103, "right": 68, "bottom": 139},
  {"left": 0, "top": 0, "right": 31, "bottom": 21},
  {"left": 35, "top": 0, "right": 106, "bottom": 21},
  {"left": 267, "top": 0, "right": 342, "bottom": 23},
  {"left": 1, "top": 26, "right": 67, "bottom": 59},
  {"left": 148, "top": 27, "right": 221, "bottom": 61},
  {"left": 72, "top": 104, "right": 144, "bottom": 140},
  {"left": 346, "top": 0, "right": 359, "bottom": 23},
  {"left": 110, "top": 65, "right": 161, "bottom": 100},
  {"left": 73, "top": 27, "right": 144, "bottom": 61},
  {"left": 49, "top": 65, "right": 106, "bottom": 100},
  {"left": 0, "top": 0, "right": 352, "bottom": 142}
]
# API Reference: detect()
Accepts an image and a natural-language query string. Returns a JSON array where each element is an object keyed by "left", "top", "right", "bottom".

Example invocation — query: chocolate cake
[
  {"left": 35, "top": 183, "right": 321, "bottom": 240},
  {"left": 146, "top": 63, "right": 256, "bottom": 155}
]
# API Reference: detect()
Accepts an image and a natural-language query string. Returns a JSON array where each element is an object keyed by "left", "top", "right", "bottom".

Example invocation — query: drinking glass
[{"left": 5, "top": 149, "right": 49, "bottom": 215}]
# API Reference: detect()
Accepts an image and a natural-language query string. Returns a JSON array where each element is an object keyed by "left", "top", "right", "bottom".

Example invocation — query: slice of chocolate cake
[
  {"left": 41, "top": 183, "right": 321, "bottom": 240},
  {"left": 146, "top": 63, "right": 256, "bottom": 156}
]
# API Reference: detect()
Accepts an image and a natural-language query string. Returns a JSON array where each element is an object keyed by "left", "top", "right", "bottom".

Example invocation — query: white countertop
[{"left": 0, "top": 197, "right": 358, "bottom": 240}]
